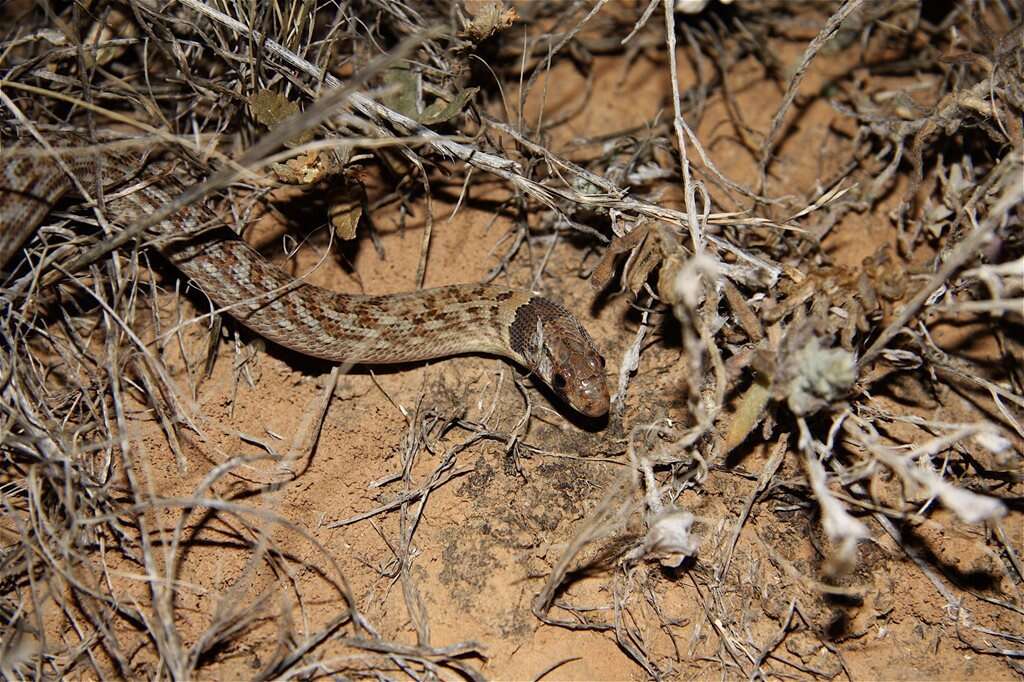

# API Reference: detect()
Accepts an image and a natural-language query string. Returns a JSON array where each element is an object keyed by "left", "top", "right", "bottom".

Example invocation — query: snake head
[{"left": 510, "top": 297, "right": 610, "bottom": 418}]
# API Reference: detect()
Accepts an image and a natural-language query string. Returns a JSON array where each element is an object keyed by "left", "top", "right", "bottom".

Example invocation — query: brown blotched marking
[{"left": 509, "top": 297, "right": 568, "bottom": 358}]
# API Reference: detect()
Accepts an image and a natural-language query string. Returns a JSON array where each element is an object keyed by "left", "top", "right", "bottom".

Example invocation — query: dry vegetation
[{"left": 1, "top": 0, "right": 1022, "bottom": 679}]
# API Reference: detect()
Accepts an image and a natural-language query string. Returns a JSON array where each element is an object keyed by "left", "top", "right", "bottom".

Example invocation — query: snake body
[{"left": 0, "top": 139, "right": 609, "bottom": 417}]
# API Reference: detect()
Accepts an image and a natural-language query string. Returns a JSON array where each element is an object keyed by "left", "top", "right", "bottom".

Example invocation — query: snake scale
[{"left": 0, "top": 137, "right": 609, "bottom": 417}]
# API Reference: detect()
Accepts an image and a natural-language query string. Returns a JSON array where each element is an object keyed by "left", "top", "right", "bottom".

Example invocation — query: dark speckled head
[{"left": 509, "top": 297, "right": 609, "bottom": 417}]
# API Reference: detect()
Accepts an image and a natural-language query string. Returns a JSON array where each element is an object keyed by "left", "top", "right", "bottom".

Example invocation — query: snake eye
[
  {"left": 553, "top": 372, "right": 567, "bottom": 390},
  {"left": 598, "top": 355, "right": 606, "bottom": 368}
]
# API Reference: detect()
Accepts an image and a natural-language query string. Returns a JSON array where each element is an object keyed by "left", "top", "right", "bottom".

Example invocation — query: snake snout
[{"left": 573, "top": 376, "right": 610, "bottom": 417}]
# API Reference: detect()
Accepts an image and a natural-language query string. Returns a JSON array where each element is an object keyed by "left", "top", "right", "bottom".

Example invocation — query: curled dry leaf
[
  {"left": 83, "top": 8, "right": 138, "bottom": 67},
  {"left": 721, "top": 377, "right": 771, "bottom": 454},
  {"left": 590, "top": 223, "right": 651, "bottom": 292},
  {"left": 625, "top": 510, "right": 699, "bottom": 568},
  {"left": 271, "top": 151, "right": 338, "bottom": 185},
  {"left": 461, "top": 1, "right": 517, "bottom": 42},
  {"left": 722, "top": 278, "right": 765, "bottom": 343},
  {"left": 328, "top": 181, "right": 367, "bottom": 241},
  {"left": 591, "top": 223, "right": 692, "bottom": 301}
]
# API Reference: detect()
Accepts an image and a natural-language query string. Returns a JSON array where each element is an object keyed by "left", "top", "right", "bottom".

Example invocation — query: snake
[{"left": 0, "top": 136, "right": 609, "bottom": 417}]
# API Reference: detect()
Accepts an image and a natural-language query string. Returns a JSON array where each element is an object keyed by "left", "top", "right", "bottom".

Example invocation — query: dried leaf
[
  {"left": 623, "top": 234, "right": 663, "bottom": 296},
  {"left": 248, "top": 88, "right": 313, "bottom": 145},
  {"left": 722, "top": 278, "right": 764, "bottom": 342},
  {"left": 328, "top": 182, "right": 367, "bottom": 241},
  {"left": 722, "top": 377, "right": 772, "bottom": 455},
  {"left": 590, "top": 224, "right": 651, "bottom": 291},
  {"left": 461, "top": 1, "right": 517, "bottom": 41},
  {"left": 84, "top": 9, "right": 137, "bottom": 67},
  {"left": 655, "top": 253, "right": 684, "bottom": 303},
  {"left": 419, "top": 87, "right": 479, "bottom": 125},
  {"left": 382, "top": 67, "right": 420, "bottom": 120},
  {"left": 249, "top": 88, "right": 299, "bottom": 127},
  {"left": 271, "top": 151, "right": 335, "bottom": 185},
  {"left": 383, "top": 67, "right": 478, "bottom": 126}
]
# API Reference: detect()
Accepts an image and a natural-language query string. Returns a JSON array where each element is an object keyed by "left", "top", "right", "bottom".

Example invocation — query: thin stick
[{"left": 757, "top": 0, "right": 866, "bottom": 190}]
